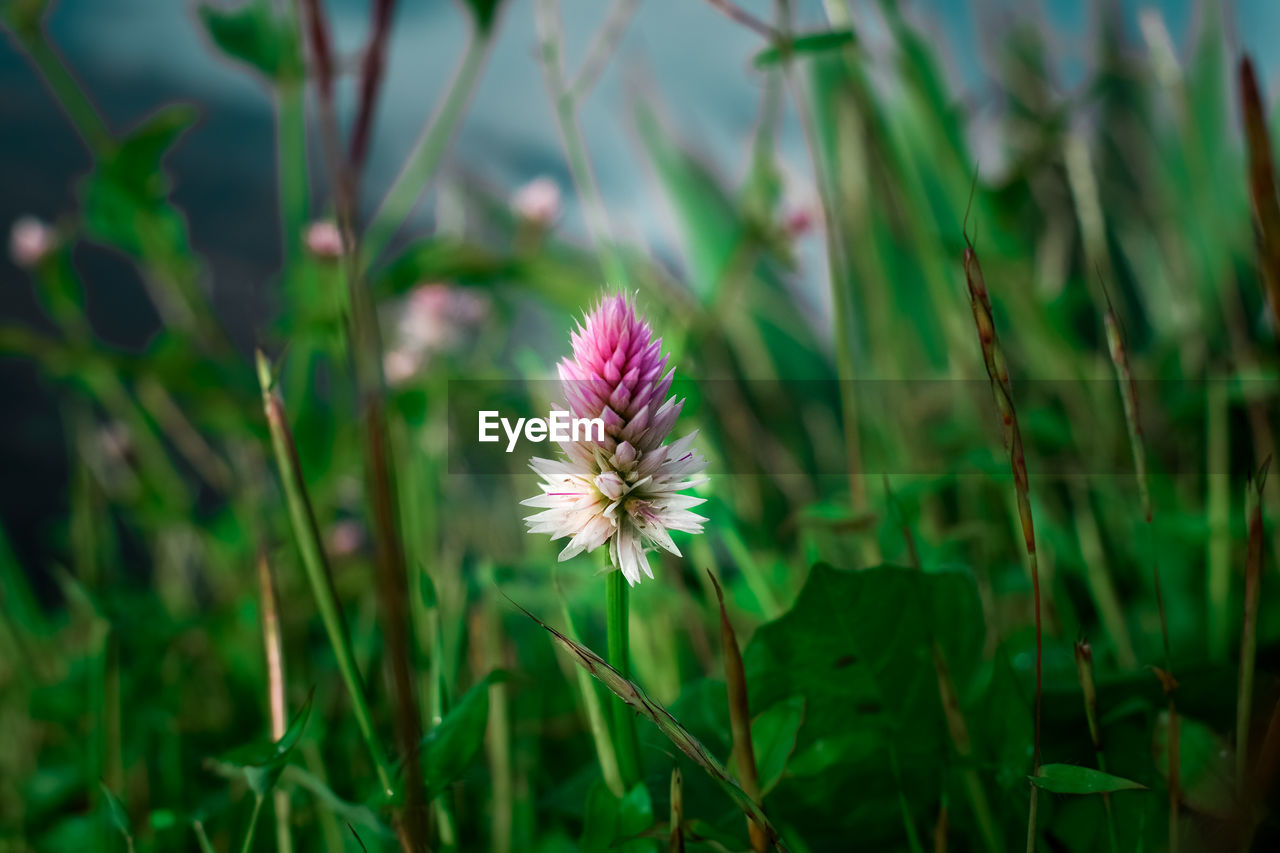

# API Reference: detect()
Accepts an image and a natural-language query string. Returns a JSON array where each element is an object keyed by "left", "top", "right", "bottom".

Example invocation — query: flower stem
[{"left": 607, "top": 571, "right": 642, "bottom": 787}]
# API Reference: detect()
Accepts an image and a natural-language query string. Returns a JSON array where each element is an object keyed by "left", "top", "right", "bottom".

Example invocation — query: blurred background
[{"left": 5, "top": 0, "right": 1280, "bottom": 851}]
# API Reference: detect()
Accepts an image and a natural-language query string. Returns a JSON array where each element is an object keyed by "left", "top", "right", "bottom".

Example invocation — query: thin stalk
[
  {"left": 1071, "top": 484, "right": 1137, "bottom": 668},
  {"left": 777, "top": 7, "right": 868, "bottom": 516},
  {"left": 363, "top": 34, "right": 491, "bottom": 265},
  {"left": 607, "top": 571, "right": 642, "bottom": 787},
  {"left": 240, "top": 794, "right": 265, "bottom": 853},
  {"left": 1075, "top": 640, "right": 1119, "bottom": 853},
  {"left": 276, "top": 79, "right": 308, "bottom": 269},
  {"left": 568, "top": 0, "right": 641, "bottom": 102},
  {"left": 349, "top": 0, "right": 399, "bottom": 177},
  {"left": 297, "top": 1, "right": 428, "bottom": 844},
  {"left": 257, "top": 552, "right": 293, "bottom": 853},
  {"left": 1208, "top": 383, "right": 1231, "bottom": 661},
  {"left": 703, "top": 0, "right": 779, "bottom": 40},
  {"left": 256, "top": 353, "right": 396, "bottom": 800},
  {"left": 708, "top": 572, "right": 767, "bottom": 852},
  {"left": 961, "top": 233, "right": 1042, "bottom": 853},
  {"left": 1238, "top": 462, "right": 1270, "bottom": 789},
  {"left": 11, "top": 26, "right": 113, "bottom": 154},
  {"left": 534, "top": 0, "right": 630, "bottom": 288},
  {"left": 1100, "top": 277, "right": 1180, "bottom": 851}
]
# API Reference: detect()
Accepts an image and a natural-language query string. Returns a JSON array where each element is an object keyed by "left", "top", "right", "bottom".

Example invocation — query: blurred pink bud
[
  {"left": 305, "top": 220, "right": 344, "bottom": 259},
  {"left": 9, "top": 216, "right": 55, "bottom": 268},
  {"left": 783, "top": 206, "right": 816, "bottom": 238},
  {"left": 383, "top": 348, "right": 421, "bottom": 385},
  {"left": 327, "top": 519, "right": 365, "bottom": 558},
  {"left": 383, "top": 283, "right": 488, "bottom": 385},
  {"left": 511, "top": 177, "right": 561, "bottom": 226}
]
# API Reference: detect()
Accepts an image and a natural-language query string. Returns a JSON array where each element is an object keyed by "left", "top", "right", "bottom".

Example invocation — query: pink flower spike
[{"left": 523, "top": 294, "right": 707, "bottom": 586}]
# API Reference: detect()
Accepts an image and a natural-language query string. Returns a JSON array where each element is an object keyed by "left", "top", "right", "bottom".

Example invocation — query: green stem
[
  {"left": 256, "top": 354, "right": 396, "bottom": 800},
  {"left": 607, "top": 571, "right": 642, "bottom": 787},
  {"left": 276, "top": 78, "right": 309, "bottom": 270},
  {"left": 535, "top": 0, "right": 629, "bottom": 288},
  {"left": 363, "top": 33, "right": 491, "bottom": 265},
  {"left": 1207, "top": 382, "right": 1230, "bottom": 661},
  {"left": 240, "top": 794, "right": 265, "bottom": 853},
  {"left": 559, "top": 586, "right": 625, "bottom": 796},
  {"left": 15, "top": 29, "right": 113, "bottom": 154}
]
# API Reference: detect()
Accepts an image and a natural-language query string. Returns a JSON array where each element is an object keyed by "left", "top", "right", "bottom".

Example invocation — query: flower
[
  {"left": 522, "top": 294, "right": 707, "bottom": 585},
  {"left": 511, "top": 176, "right": 561, "bottom": 226},
  {"left": 305, "top": 220, "right": 344, "bottom": 259},
  {"left": 382, "top": 283, "right": 489, "bottom": 384},
  {"left": 9, "top": 216, "right": 55, "bottom": 268}
]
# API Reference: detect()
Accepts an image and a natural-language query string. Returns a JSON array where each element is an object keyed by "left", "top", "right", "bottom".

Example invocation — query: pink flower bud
[
  {"left": 9, "top": 216, "right": 55, "bottom": 268},
  {"left": 511, "top": 177, "right": 562, "bottom": 226},
  {"left": 305, "top": 220, "right": 344, "bottom": 259}
]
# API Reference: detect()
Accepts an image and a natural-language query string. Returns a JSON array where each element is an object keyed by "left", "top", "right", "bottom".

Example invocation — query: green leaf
[
  {"left": 1153, "top": 711, "right": 1237, "bottom": 818},
  {"left": 752, "top": 696, "right": 804, "bottom": 795},
  {"left": 217, "top": 690, "right": 313, "bottom": 796},
  {"left": 741, "top": 564, "right": 984, "bottom": 844},
  {"left": 197, "top": 0, "right": 299, "bottom": 81},
  {"left": 79, "top": 105, "right": 199, "bottom": 260},
  {"left": 422, "top": 671, "right": 505, "bottom": 794},
  {"left": 280, "top": 766, "right": 395, "bottom": 840},
  {"left": 579, "top": 782, "right": 656, "bottom": 853},
  {"left": 616, "top": 783, "right": 656, "bottom": 852},
  {"left": 753, "top": 30, "right": 857, "bottom": 68},
  {"left": 1030, "top": 764, "right": 1147, "bottom": 795},
  {"left": 99, "top": 781, "right": 133, "bottom": 841},
  {"left": 745, "top": 564, "right": 984, "bottom": 746},
  {"left": 633, "top": 99, "right": 743, "bottom": 303}
]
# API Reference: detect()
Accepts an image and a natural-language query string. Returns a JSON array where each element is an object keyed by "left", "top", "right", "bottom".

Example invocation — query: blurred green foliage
[{"left": 4, "top": 1, "right": 1280, "bottom": 851}]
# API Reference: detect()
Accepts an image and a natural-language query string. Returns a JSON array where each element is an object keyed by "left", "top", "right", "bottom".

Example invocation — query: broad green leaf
[
  {"left": 753, "top": 30, "right": 857, "bottom": 68},
  {"left": 197, "top": 0, "right": 299, "bottom": 81},
  {"left": 752, "top": 696, "right": 804, "bottom": 795},
  {"left": 422, "top": 671, "right": 505, "bottom": 794},
  {"left": 1153, "top": 711, "right": 1237, "bottom": 818},
  {"left": 99, "top": 781, "right": 133, "bottom": 841},
  {"left": 744, "top": 564, "right": 984, "bottom": 747},
  {"left": 1031, "top": 764, "right": 1147, "bottom": 795}
]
